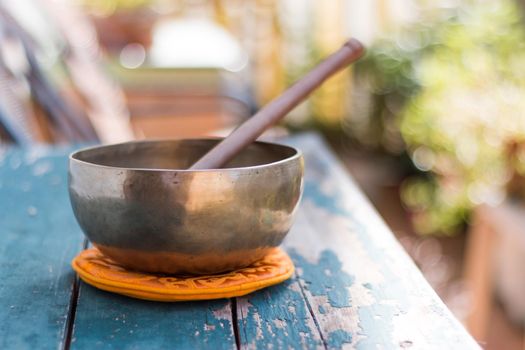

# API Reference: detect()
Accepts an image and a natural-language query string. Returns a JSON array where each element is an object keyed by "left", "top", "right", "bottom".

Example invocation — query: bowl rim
[{"left": 69, "top": 137, "right": 303, "bottom": 173}]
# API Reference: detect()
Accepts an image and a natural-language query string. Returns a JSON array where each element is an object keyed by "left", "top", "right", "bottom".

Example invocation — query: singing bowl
[{"left": 69, "top": 139, "right": 303, "bottom": 275}]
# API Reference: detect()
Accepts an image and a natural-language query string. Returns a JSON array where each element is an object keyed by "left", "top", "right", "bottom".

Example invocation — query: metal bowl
[{"left": 69, "top": 139, "right": 303, "bottom": 275}]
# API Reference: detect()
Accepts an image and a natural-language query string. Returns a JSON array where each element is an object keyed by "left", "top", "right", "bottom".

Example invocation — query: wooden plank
[
  {"left": 71, "top": 286, "right": 236, "bottom": 350},
  {"left": 235, "top": 134, "right": 479, "bottom": 349},
  {"left": 0, "top": 146, "right": 84, "bottom": 349},
  {"left": 236, "top": 277, "right": 324, "bottom": 349}
]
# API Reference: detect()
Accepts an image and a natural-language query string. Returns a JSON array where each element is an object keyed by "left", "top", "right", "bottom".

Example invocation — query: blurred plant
[
  {"left": 351, "top": 8, "right": 451, "bottom": 152},
  {"left": 400, "top": 0, "right": 525, "bottom": 234}
]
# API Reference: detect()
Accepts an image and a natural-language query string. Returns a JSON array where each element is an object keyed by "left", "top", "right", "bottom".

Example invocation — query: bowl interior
[{"left": 71, "top": 139, "right": 298, "bottom": 170}]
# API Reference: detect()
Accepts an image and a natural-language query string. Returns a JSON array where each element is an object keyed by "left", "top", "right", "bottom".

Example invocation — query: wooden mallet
[{"left": 190, "top": 38, "right": 365, "bottom": 170}]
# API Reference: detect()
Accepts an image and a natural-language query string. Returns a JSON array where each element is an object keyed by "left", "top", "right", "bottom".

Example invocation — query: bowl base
[{"left": 95, "top": 244, "right": 277, "bottom": 275}]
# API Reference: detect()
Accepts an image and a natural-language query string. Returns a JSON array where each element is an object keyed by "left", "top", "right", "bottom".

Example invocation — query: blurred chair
[
  {"left": 0, "top": 0, "right": 255, "bottom": 144},
  {"left": 0, "top": 0, "right": 134, "bottom": 144}
]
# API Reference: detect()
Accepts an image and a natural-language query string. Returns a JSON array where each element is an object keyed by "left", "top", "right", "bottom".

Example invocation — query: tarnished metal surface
[{"left": 68, "top": 139, "right": 304, "bottom": 274}]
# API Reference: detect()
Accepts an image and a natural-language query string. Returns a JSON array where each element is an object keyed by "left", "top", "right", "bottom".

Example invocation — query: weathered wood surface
[
  {"left": 0, "top": 134, "right": 479, "bottom": 349},
  {"left": 0, "top": 147, "right": 84, "bottom": 349},
  {"left": 0, "top": 145, "right": 235, "bottom": 350},
  {"left": 235, "top": 135, "right": 479, "bottom": 349},
  {"left": 71, "top": 286, "right": 235, "bottom": 349}
]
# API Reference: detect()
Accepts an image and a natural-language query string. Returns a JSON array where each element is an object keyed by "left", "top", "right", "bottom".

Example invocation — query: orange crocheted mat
[{"left": 72, "top": 248, "right": 294, "bottom": 302}]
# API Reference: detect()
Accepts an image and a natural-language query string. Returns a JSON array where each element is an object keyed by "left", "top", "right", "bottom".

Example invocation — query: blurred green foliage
[
  {"left": 358, "top": 0, "right": 525, "bottom": 235},
  {"left": 402, "top": 0, "right": 525, "bottom": 235},
  {"left": 353, "top": 20, "right": 441, "bottom": 152}
]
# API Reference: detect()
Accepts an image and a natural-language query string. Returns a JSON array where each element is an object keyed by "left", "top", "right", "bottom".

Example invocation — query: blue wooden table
[{"left": 0, "top": 134, "right": 478, "bottom": 349}]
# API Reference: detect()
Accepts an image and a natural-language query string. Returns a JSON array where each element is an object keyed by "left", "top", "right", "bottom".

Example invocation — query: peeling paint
[
  {"left": 273, "top": 319, "right": 286, "bottom": 329},
  {"left": 327, "top": 329, "right": 353, "bottom": 348},
  {"left": 237, "top": 279, "right": 324, "bottom": 349},
  {"left": 289, "top": 249, "right": 354, "bottom": 308},
  {"left": 211, "top": 303, "right": 231, "bottom": 321}
]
